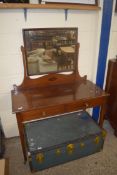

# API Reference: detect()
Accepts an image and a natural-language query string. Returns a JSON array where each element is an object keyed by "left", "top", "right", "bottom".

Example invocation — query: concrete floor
[{"left": 4, "top": 120, "right": 117, "bottom": 175}]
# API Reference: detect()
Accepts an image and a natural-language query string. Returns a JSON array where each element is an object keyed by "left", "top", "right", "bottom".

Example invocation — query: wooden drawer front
[
  {"left": 65, "top": 101, "right": 87, "bottom": 112},
  {"left": 65, "top": 98, "right": 104, "bottom": 112},
  {"left": 21, "top": 105, "right": 64, "bottom": 122}
]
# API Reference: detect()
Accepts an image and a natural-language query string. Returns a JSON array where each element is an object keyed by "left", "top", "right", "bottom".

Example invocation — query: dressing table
[{"left": 11, "top": 28, "right": 109, "bottom": 162}]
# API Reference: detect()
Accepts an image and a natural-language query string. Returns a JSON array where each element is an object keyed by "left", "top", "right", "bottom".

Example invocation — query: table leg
[
  {"left": 99, "top": 103, "right": 106, "bottom": 128},
  {"left": 16, "top": 114, "right": 27, "bottom": 163}
]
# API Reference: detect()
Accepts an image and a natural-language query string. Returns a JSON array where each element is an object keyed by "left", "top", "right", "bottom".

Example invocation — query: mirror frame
[{"left": 23, "top": 27, "right": 78, "bottom": 76}]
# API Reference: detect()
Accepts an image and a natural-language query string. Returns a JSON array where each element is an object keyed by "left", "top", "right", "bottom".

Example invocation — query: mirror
[{"left": 23, "top": 28, "right": 78, "bottom": 76}]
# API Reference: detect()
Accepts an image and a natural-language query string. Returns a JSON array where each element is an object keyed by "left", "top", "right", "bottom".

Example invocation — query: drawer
[
  {"left": 65, "top": 98, "right": 104, "bottom": 112},
  {"left": 21, "top": 105, "right": 64, "bottom": 122},
  {"left": 65, "top": 101, "right": 87, "bottom": 112}
]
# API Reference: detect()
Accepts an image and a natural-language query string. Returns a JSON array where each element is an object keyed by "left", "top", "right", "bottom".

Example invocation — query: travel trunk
[{"left": 24, "top": 111, "right": 106, "bottom": 172}]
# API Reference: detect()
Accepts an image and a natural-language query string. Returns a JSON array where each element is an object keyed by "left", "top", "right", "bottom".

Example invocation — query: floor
[{"left": 4, "top": 120, "right": 117, "bottom": 175}]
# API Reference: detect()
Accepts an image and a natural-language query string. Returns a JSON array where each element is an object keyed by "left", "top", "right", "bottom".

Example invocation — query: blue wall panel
[{"left": 93, "top": 0, "right": 113, "bottom": 121}]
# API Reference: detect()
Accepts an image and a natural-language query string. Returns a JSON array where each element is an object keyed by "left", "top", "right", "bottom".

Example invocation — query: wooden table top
[{"left": 11, "top": 80, "right": 108, "bottom": 113}]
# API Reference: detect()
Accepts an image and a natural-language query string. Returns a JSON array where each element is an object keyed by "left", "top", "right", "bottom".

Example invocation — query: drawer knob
[
  {"left": 42, "top": 111, "right": 46, "bottom": 116},
  {"left": 85, "top": 103, "right": 89, "bottom": 108}
]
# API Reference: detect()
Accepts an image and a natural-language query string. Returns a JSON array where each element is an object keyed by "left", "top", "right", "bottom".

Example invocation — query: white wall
[{"left": 0, "top": 3, "right": 103, "bottom": 137}]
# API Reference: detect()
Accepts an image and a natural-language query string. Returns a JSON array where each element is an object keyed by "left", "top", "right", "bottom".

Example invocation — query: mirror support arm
[{"left": 21, "top": 46, "right": 28, "bottom": 79}]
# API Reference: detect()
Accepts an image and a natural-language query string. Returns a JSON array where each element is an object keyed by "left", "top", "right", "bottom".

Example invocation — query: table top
[{"left": 11, "top": 80, "right": 108, "bottom": 113}]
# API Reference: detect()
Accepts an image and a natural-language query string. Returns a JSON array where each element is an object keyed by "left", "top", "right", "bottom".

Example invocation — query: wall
[{"left": 0, "top": 4, "right": 102, "bottom": 137}]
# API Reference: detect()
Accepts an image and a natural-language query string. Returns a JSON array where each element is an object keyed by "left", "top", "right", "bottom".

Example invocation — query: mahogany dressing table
[{"left": 11, "top": 31, "right": 109, "bottom": 162}]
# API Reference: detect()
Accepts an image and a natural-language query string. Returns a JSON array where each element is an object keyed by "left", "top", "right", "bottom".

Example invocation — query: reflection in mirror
[{"left": 23, "top": 28, "right": 78, "bottom": 76}]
